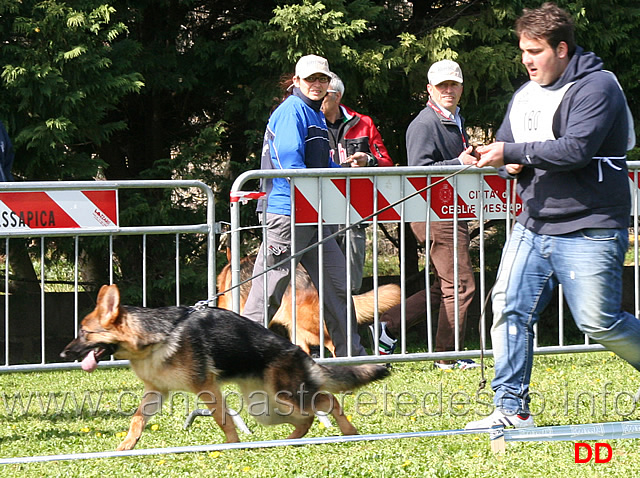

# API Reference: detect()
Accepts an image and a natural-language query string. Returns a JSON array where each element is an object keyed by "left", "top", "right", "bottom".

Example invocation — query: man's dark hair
[{"left": 515, "top": 2, "right": 576, "bottom": 55}]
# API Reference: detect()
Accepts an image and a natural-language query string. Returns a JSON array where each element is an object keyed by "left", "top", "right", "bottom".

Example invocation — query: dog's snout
[{"left": 60, "top": 338, "right": 79, "bottom": 359}]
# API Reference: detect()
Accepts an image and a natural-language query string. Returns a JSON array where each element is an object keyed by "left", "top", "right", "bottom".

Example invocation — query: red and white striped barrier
[
  {"left": 0, "top": 190, "right": 118, "bottom": 231},
  {"left": 292, "top": 175, "right": 523, "bottom": 225},
  {"left": 231, "top": 169, "right": 640, "bottom": 225},
  {"left": 230, "top": 191, "right": 266, "bottom": 204}
]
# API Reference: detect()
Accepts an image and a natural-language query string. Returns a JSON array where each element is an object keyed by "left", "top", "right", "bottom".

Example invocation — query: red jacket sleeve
[{"left": 367, "top": 120, "right": 393, "bottom": 166}]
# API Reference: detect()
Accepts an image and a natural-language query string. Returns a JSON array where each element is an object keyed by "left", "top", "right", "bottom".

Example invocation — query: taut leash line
[{"left": 217, "top": 164, "right": 477, "bottom": 301}]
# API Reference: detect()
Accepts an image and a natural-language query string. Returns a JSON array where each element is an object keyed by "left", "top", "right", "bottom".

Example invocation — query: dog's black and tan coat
[{"left": 61, "top": 284, "right": 389, "bottom": 450}]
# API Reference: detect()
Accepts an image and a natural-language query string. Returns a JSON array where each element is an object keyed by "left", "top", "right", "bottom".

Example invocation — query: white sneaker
[
  {"left": 456, "top": 359, "right": 481, "bottom": 370},
  {"left": 465, "top": 408, "right": 534, "bottom": 430},
  {"left": 369, "top": 322, "right": 397, "bottom": 355},
  {"left": 434, "top": 359, "right": 481, "bottom": 370},
  {"left": 434, "top": 361, "right": 456, "bottom": 370}
]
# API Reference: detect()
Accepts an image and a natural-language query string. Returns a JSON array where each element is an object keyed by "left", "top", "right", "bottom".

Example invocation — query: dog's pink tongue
[{"left": 81, "top": 350, "right": 98, "bottom": 373}]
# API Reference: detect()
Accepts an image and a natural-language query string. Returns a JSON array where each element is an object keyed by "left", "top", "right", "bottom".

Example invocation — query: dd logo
[{"left": 574, "top": 442, "right": 613, "bottom": 463}]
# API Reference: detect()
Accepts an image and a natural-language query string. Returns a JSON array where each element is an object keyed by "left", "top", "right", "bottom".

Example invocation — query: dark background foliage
[{"left": 1, "top": 0, "right": 638, "bottom": 303}]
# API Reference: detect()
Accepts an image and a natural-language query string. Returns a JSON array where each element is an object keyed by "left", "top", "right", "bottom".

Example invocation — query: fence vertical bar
[
  {"left": 229, "top": 196, "right": 242, "bottom": 313},
  {"left": 175, "top": 233, "right": 180, "bottom": 305},
  {"left": 317, "top": 177, "right": 325, "bottom": 358},
  {"left": 399, "top": 175, "right": 407, "bottom": 355},
  {"left": 290, "top": 178, "right": 298, "bottom": 346},
  {"left": 109, "top": 235, "right": 114, "bottom": 285},
  {"left": 142, "top": 234, "right": 147, "bottom": 307},
  {"left": 345, "top": 176, "right": 352, "bottom": 357},
  {"left": 206, "top": 185, "right": 216, "bottom": 304},
  {"left": 452, "top": 173, "right": 460, "bottom": 352},
  {"left": 40, "top": 237, "right": 46, "bottom": 364},
  {"left": 372, "top": 175, "right": 380, "bottom": 355},
  {"left": 425, "top": 176, "right": 433, "bottom": 354},
  {"left": 4, "top": 238, "right": 8, "bottom": 366},
  {"left": 74, "top": 236, "right": 79, "bottom": 337},
  {"left": 634, "top": 169, "right": 639, "bottom": 317}
]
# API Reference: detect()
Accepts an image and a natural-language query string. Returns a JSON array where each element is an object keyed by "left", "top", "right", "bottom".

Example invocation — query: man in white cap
[
  {"left": 243, "top": 54, "right": 369, "bottom": 357},
  {"left": 372, "top": 59, "right": 478, "bottom": 368}
]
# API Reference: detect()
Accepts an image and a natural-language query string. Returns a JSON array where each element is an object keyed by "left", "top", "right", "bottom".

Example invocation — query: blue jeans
[{"left": 490, "top": 223, "right": 640, "bottom": 414}]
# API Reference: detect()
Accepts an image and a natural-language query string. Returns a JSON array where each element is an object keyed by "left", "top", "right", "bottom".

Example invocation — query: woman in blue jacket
[{"left": 243, "top": 55, "right": 368, "bottom": 357}]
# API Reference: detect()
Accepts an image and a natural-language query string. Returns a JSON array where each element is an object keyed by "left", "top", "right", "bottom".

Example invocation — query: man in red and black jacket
[
  {"left": 322, "top": 74, "right": 393, "bottom": 168},
  {"left": 322, "top": 73, "right": 393, "bottom": 293}
]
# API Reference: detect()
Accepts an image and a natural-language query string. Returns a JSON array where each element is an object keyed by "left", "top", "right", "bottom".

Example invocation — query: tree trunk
[{"left": 6, "top": 240, "right": 40, "bottom": 294}]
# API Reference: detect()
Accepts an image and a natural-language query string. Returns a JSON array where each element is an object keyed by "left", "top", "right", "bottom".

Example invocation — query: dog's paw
[{"left": 116, "top": 437, "right": 138, "bottom": 451}]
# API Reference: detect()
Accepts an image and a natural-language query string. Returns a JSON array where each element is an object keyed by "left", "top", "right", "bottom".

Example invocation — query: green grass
[{"left": 0, "top": 352, "right": 639, "bottom": 477}]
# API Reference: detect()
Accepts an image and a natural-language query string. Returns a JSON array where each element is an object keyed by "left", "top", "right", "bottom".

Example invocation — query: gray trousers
[
  {"left": 242, "top": 213, "right": 367, "bottom": 357},
  {"left": 336, "top": 224, "right": 367, "bottom": 294}
]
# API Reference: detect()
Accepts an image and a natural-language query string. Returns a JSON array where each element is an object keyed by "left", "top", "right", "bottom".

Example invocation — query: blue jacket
[
  {"left": 498, "top": 47, "right": 631, "bottom": 234},
  {"left": 260, "top": 88, "right": 336, "bottom": 215},
  {"left": 0, "top": 121, "right": 14, "bottom": 182}
]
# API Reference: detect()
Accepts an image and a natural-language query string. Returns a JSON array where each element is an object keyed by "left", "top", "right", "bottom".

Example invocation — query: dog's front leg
[{"left": 117, "top": 389, "right": 166, "bottom": 451}]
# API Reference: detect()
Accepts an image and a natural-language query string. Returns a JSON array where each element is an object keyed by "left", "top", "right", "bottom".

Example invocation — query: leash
[
  {"left": 212, "top": 164, "right": 478, "bottom": 303},
  {"left": 210, "top": 164, "right": 518, "bottom": 404},
  {"left": 205, "top": 164, "right": 519, "bottom": 398},
  {"left": 205, "top": 163, "right": 519, "bottom": 399}
]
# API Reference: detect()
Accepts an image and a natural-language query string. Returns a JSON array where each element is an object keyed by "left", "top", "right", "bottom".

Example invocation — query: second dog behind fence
[{"left": 216, "top": 255, "right": 401, "bottom": 357}]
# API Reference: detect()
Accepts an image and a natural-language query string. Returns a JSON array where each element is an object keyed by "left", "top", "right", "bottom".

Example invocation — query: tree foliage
[
  {"left": 0, "top": 0, "right": 144, "bottom": 179},
  {"left": 1, "top": 0, "right": 639, "bottom": 299},
  {"left": 2, "top": 0, "right": 638, "bottom": 179}
]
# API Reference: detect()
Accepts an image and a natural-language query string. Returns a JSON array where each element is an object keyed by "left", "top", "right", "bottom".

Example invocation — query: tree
[
  {"left": 1, "top": 0, "right": 638, "bottom": 301},
  {"left": 0, "top": 0, "right": 144, "bottom": 180}
]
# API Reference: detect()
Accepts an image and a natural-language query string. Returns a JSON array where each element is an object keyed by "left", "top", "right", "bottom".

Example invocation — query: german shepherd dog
[
  {"left": 216, "top": 255, "right": 401, "bottom": 356},
  {"left": 60, "top": 284, "right": 390, "bottom": 451}
]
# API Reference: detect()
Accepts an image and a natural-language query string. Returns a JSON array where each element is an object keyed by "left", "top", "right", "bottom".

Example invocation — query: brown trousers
[{"left": 381, "top": 221, "right": 475, "bottom": 352}]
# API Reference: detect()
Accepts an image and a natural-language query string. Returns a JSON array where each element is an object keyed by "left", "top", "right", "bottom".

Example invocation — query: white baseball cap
[
  {"left": 295, "top": 55, "right": 331, "bottom": 79},
  {"left": 428, "top": 59, "right": 463, "bottom": 85}
]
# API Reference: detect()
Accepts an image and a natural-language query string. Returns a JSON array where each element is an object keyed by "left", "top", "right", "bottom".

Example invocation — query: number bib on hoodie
[{"left": 509, "top": 81, "right": 574, "bottom": 142}]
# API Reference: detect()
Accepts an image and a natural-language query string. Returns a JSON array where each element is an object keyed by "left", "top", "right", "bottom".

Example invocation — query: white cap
[
  {"left": 428, "top": 59, "right": 463, "bottom": 85},
  {"left": 295, "top": 55, "right": 331, "bottom": 79}
]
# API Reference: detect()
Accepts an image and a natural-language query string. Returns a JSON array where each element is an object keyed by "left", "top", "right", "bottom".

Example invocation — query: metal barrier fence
[
  {"left": 230, "top": 164, "right": 640, "bottom": 366},
  {"left": 2, "top": 167, "right": 638, "bottom": 372},
  {"left": 0, "top": 180, "right": 216, "bottom": 372}
]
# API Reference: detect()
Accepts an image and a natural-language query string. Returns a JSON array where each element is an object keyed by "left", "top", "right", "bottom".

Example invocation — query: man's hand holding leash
[{"left": 477, "top": 142, "right": 524, "bottom": 175}]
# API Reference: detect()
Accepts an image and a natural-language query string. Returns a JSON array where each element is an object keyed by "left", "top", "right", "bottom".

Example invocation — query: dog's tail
[
  {"left": 320, "top": 363, "right": 390, "bottom": 393},
  {"left": 354, "top": 283, "right": 401, "bottom": 325}
]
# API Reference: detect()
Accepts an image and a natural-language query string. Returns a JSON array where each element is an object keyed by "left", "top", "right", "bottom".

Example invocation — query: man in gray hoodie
[{"left": 466, "top": 2, "right": 638, "bottom": 430}]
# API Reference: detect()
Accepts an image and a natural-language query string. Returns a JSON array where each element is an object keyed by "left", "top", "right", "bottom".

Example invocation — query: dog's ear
[{"left": 96, "top": 284, "right": 121, "bottom": 328}]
